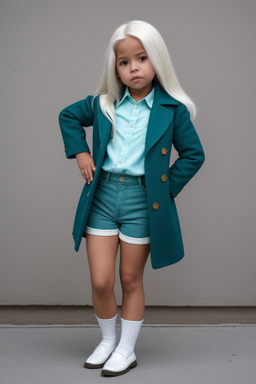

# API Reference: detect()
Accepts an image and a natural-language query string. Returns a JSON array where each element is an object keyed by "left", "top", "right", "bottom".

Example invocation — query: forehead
[{"left": 116, "top": 36, "right": 145, "bottom": 57}]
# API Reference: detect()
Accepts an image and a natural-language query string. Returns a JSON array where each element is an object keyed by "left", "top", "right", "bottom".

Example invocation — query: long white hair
[{"left": 95, "top": 20, "right": 196, "bottom": 137}]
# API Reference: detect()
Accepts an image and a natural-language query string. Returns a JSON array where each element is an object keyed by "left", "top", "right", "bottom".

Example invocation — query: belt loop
[
  {"left": 137, "top": 176, "right": 142, "bottom": 188},
  {"left": 106, "top": 171, "right": 111, "bottom": 183},
  {"left": 142, "top": 175, "right": 146, "bottom": 190}
]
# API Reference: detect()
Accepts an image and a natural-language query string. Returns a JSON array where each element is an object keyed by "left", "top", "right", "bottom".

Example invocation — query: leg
[
  {"left": 102, "top": 240, "right": 150, "bottom": 376},
  {"left": 84, "top": 234, "right": 119, "bottom": 369},
  {"left": 119, "top": 240, "right": 150, "bottom": 320},
  {"left": 86, "top": 234, "right": 119, "bottom": 318}
]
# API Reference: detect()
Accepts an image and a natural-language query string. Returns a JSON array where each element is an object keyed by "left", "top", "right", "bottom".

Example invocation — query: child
[{"left": 59, "top": 20, "right": 205, "bottom": 377}]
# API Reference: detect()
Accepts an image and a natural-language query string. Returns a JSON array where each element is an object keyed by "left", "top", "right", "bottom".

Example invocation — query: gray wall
[{"left": 1, "top": 0, "right": 256, "bottom": 305}]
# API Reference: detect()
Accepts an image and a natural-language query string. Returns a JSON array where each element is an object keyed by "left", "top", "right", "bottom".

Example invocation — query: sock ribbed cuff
[
  {"left": 95, "top": 313, "right": 117, "bottom": 322},
  {"left": 121, "top": 317, "right": 144, "bottom": 325}
]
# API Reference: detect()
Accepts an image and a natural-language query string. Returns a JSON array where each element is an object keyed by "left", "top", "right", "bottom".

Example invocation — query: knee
[
  {"left": 120, "top": 273, "right": 141, "bottom": 294},
  {"left": 92, "top": 277, "right": 114, "bottom": 296}
]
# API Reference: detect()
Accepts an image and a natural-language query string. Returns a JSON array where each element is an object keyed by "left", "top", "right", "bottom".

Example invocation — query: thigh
[
  {"left": 119, "top": 240, "right": 150, "bottom": 279},
  {"left": 86, "top": 234, "right": 119, "bottom": 286}
]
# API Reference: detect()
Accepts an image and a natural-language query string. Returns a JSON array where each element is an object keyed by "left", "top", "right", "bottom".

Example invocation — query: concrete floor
[
  {"left": 1, "top": 307, "right": 256, "bottom": 383},
  {"left": 0, "top": 324, "right": 255, "bottom": 384}
]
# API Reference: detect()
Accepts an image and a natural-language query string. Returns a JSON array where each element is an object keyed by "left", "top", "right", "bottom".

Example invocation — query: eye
[
  {"left": 119, "top": 60, "right": 128, "bottom": 66},
  {"left": 139, "top": 56, "right": 147, "bottom": 62}
]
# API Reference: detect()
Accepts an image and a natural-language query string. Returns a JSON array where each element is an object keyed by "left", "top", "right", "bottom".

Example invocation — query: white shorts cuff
[
  {"left": 85, "top": 226, "right": 119, "bottom": 236},
  {"left": 119, "top": 232, "right": 150, "bottom": 245}
]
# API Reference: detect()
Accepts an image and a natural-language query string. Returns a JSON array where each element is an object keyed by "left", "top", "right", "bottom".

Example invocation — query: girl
[{"left": 59, "top": 20, "right": 205, "bottom": 377}]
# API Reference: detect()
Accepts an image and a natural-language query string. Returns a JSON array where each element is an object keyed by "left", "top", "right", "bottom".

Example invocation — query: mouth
[{"left": 131, "top": 76, "right": 142, "bottom": 81}]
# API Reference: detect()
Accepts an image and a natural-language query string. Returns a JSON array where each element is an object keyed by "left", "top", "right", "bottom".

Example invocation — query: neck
[{"left": 128, "top": 84, "right": 153, "bottom": 102}]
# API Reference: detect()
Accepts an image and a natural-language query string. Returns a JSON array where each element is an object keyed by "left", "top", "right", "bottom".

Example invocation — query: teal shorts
[{"left": 84, "top": 169, "right": 150, "bottom": 245}]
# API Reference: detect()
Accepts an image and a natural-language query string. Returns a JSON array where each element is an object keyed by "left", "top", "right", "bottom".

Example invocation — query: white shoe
[
  {"left": 84, "top": 344, "right": 115, "bottom": 369},
  {"left": 101, "top": 351, "right": 137, "bottom": 376}
]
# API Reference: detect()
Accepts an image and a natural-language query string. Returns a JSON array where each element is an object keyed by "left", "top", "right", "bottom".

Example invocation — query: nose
[{"left": 130, "top": 61, "right": 138, "bottom": 72}]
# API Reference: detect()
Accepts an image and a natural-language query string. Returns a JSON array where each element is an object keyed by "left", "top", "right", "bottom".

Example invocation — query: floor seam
[{"left": 1, "top": 323, "right": 256, "bottom": 329}]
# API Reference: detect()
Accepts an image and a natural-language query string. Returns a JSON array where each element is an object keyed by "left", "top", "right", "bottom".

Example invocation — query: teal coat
[{"left": 59, "top": 82, "right": 205, "bottom": 269}]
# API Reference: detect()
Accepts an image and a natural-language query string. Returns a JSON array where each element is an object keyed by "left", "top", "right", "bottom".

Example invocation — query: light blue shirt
[{"left": 102, "top": 87, "right": 155, "bottom": 175}]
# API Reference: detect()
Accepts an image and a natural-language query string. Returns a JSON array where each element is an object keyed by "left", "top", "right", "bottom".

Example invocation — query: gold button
[
  {"left": 119, "top": 177, "right": 125, "bottom": 182},
  {"left": 161, "top": 174, "right": 167, "bottom": 182},
  {"left": 161, "top": 148, "right": 167, "bottom": 155},
  {"left": 152, "top": 202, "right": 159, "bottom": 210}
]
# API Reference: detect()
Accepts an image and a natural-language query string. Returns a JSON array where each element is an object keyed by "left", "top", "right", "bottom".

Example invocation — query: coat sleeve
[
  {"left": 58, "top": 95, "right": 95, "bottom": 159},
  {"left": 169, "top": 103, "right": 205, "bottom": 198}
]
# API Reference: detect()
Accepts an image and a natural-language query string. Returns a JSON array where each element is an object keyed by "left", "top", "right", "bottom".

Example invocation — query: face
[{"left": 115, "top": 36, "right": 156, "bottom": 101}]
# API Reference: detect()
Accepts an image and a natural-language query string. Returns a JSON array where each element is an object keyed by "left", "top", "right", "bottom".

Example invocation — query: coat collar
[{"left": 153, "top": 80, "right": 179, "bottom": 106}]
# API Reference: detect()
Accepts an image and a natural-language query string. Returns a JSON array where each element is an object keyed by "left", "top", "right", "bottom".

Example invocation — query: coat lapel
[{"left": 145, "top": 82, "right": 179, "bottom": 155}]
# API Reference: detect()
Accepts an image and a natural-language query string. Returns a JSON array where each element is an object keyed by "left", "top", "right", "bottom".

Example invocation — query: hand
[{"left": 75, "top": 152, "right": 96, "bottom": 184}]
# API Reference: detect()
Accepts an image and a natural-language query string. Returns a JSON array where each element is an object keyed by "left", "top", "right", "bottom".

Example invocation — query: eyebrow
[{"left": 117, "top": 51, "right": 146, "bottom": 61}]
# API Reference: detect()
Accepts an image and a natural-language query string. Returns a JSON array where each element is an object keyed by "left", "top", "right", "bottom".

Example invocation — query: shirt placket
[{"left": 116, "top": 101, "right": 141, "bottom": 171}]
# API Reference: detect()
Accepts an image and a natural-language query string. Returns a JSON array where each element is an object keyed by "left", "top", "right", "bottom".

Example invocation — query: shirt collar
[{"left": 117, "top": 87, "right": 155, "bottom": 108}]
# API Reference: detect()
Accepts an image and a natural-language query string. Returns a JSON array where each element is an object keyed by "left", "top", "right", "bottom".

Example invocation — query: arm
[
  {"left": 58, "top": 95, "right": 95, "bottom": 159},
  {"left": 169, "top": 103, "right": 205, "bottom": 198},
  {"left": 58, "top": 95, "right": 97, "bottom": 182}
]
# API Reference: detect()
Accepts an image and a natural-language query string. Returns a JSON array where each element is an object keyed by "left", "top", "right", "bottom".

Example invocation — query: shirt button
[
  {"left": 161, "top": 174, "right": 168, "bottom": 182},
  {"left": 129, "top": 124, "right": 133, "bottom": 128},
  {"left": 125, "top": 142, "right": 128, "bottom": 146},
  {"left": 152, "top": 202, "right": 159, "bottom": 210},
  {"left": 119, "top": 161, "right": 122, "bottom": 164}
]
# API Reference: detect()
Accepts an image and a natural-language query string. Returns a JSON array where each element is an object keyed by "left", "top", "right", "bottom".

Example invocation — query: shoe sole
[
  {"left": 84, "top": 361, "right": 105, "bottom": 369},
  {"left": 101, "top": 360, "right": 137, "bottom": 377},
  {"left": 84, "top": 353, "right": 113, "bottom": 369}
]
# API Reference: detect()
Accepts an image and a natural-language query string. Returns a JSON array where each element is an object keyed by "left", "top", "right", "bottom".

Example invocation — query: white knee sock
[
  {"left": 115, "top": 317, "right": 144, "bottom": 357},
  {"left": 95, "top": 314, "right": 117, "bottom": 350}
]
